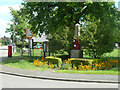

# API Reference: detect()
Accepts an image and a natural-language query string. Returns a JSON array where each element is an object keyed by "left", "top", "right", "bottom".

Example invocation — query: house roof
[{"left": 32, "top": 35, "right": 49, "bottom": 42}]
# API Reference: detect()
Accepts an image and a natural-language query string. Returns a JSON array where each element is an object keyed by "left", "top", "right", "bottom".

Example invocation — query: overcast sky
[{"left": 0, "top": 0, "right": 119, "bottom": 37}]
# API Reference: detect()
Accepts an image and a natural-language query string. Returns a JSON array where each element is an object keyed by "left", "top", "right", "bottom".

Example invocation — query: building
[
  {"left": 1, "top": 36, "right": 12, "bottom": 45},
  {"left": 32, "top": 34, "right": 49, "bottom": 43},
  {"left": 30, "top": 34, "right": 49, "bottom": 49}
]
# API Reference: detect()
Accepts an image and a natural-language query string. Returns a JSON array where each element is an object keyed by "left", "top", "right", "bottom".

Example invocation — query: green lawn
[
  {"left": 102, "top": 49, "right": 119, "bottom": 57},
  {"left": 54, "top": 69, "right": 119, "bottom": 75},
  {"left": 1, "top": 56, "right": 50, "bottom": 71},
  {"left": 83, "top": 49, "right": 119, "bottom": 59}
]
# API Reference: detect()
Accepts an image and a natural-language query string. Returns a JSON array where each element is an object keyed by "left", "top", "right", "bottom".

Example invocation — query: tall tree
[
  {"left": 21, "top": 2, "right": 118, "bottom": 58},
  {"left": 6, "top": 7, "right": 31, "bottom": 53}
]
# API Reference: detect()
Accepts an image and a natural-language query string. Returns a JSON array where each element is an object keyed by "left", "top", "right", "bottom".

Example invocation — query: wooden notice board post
[{"left": 26, "top": 28, "right": 33, "bottom": 56}]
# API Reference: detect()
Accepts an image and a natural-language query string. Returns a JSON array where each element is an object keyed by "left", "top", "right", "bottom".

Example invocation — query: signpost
[
  {"left": 43, "top": 41, "right": 49, "bottom": 58},
  {"left": 26, "top": 28, "right": 33, "bottom": 56}
]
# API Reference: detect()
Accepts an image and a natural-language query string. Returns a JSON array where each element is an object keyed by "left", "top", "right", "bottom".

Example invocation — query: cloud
[
  {"left": 0, "top": 18, "right": 10, "bottom": 37},
  {"left": 0, "top": 4, "right": 21, "bottom": 37},
  {"left": 0, "top": 4, "right": 21, "bottom": 21}
]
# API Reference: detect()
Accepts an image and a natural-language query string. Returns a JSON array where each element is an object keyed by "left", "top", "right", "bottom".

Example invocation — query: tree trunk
[
  {"left": 93, "top": 49, "right": 97, "bottom": 59},
  {"left": 68, "top": 50, "right": 71, "bottom": 58},
  {"left": 22, "top": 38, "right": 24, "bottom": 55}
]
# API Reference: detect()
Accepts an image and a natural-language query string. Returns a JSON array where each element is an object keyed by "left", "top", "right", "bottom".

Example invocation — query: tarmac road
[
  {"left": 2, "top": 73, "right": 118, "bottom": 88},
  {"left": 0, "top": 46, "right": 8, "bottom": 61}
]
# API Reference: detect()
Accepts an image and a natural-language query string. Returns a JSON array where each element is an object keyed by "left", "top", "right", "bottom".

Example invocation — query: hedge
[
  {"left": 68, "top": 58, "right": 93, "bottom": 67},
  {"left": 45, "top": 56, "right": 62, "bottom": 67},
  {"left": 16, "top": 42, "right": 29, "bottom": 48}
]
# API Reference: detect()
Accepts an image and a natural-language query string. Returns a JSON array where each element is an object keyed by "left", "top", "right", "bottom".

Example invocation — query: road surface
[
  {"left": 1, "top": 73, "right": 118, "bottom": 88},
  {"left": 0, "top": 46, "right": 8, "bottom": 61},
  {"left": 0, "top": 46, "right": 8, "bottom": 89}
]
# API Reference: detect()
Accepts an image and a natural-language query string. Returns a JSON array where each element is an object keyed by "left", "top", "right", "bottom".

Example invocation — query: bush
[
  {"left": 16, "top": 42, "right": 29, "bottom": 48},
  {"left": 16, "top": 42, "right": 22, "bottom": 48},
  {"left": 91, "top": 57, "right": 119, "bottom": 70},
  {"left": 57, "top": 55, "right": 69, "bottom": 61},
  {"left": 60, "top": 61, "right": 72, "bottom": 70},
  {"left": 68, "top": 58, "right": 93, "bottom": 67},
  {"left": 45, "top": 56, "right": 62, "bottom": 67}
]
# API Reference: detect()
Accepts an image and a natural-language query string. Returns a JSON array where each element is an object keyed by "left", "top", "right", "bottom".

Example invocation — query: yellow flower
[
  {"left": 81, "top": 62, "right": 83, "bottom": 66},
  {"left": 41, "top": 57, "right": 44, "bottom": 61},
  {"left": 74, "top": 66, "right": 77, "bottom": 70},
  {"left": 36, "top": 58, "right": 39, "bottom": 61},
  {"left": 82, "top": 69, "right": 85, "bottom": 71},
  {"left": 92, "top": 68, "right": 95, "bottom": 70},
  {"left": 45, "top": 61, "right": 48, "bottom": 64}
]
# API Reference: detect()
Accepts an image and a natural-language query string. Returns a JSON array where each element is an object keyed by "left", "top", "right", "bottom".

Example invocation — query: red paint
[
  {"left": 8, "top": 46, "right": 12, "bottom": 57},
  {"left": 73, "top": 39, "right": 80, "bottom": 50},
  {"left": 39, "top": 47, "right": 43, "bottom": 50}
]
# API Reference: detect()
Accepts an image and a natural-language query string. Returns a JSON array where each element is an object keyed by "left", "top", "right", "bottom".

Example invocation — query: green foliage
[
  {"left": 54, "top": 70, "right": 118, "bottom": 75},
  {"left": 6, "top": 7, "right": 31, "bottom": 49},
  {"left": 57, "top": 55, "right": 69, "bottom": 61},
  {"left": 1, "top": 39, "right": 8, "bottom": 45},
  {"left": 2, "top": 59, "right": 50, "bottom": 71},
  {"left": 92, "top": 57, "right": 118, "bottom": 70},
  {"left": 45, "top": 56, "right": 62, "bottom": 67},
  {"left": 60, "top": 63, "right": 72, "bottom": 70},
  {"left": 79, "top": 14, "right": 117, "bottom": 58},
  {"left": 21, "top": 2, "right": 118, "bottom": 58},
  {"left": 16, "top": 42, "right": 29, "bottom": 48},
  {"left": 68, "top": 58, "right": 93, "bottom": 67},
  {"left": 48, "top": 27, "right": 73, "bottom": 55}
]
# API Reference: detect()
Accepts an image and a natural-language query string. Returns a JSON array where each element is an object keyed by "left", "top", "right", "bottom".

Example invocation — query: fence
[{"left": 16, "top": 47, "right": 50, "bottom": 57}]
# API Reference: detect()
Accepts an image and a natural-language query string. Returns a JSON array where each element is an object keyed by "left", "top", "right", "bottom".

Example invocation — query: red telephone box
[{"left": 8, "top": 46, "right": 12, "bottom": 57}]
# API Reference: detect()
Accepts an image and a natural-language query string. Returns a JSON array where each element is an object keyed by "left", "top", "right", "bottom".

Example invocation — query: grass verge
[
  {"left": 54, "top": 68, "right": 119, "bottom": 75},
  {"left": 1, "top": 57, "right": 50, "bottom": 71}
]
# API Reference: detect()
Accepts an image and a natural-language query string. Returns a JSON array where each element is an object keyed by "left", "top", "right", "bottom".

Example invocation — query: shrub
[
  {"left": 92, "top": 57, "right": 119, "bottom": 70},
  {"left": 60, "top": 62, "right": 72, "bottom": 70},
  {"left": 45, "top": 56, "right": 62, "bottom": 67},
  {"left": 68, "top": 58, "right": 93, "bottom": 67},
  {"left": 57, "top": 55, "right": 69, "bottom": 61},
  {"left": 16, "top": 42, "right": 29, "bottom": 48}
]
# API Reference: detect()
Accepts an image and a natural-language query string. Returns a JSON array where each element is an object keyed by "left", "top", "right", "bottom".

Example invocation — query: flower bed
[
  {"left": 33, "top": 57, "right": 119, "bottom": 71},
  {"left": 33, "top": 57, "right": 58, "bottom": 69},
  {"left": 60, "top": 58, "right": 119, "bottom": 71}
]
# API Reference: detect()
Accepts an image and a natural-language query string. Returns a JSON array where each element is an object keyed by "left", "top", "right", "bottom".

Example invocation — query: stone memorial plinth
[
  {"left": 70, "top": 23, "right": 83, "bottom": 58},
  {"left": 70, "top": 49, "right": 83, "bottom": 58},
  {"left": 71, "top": 50, "right": 80, "bottom": 58}
]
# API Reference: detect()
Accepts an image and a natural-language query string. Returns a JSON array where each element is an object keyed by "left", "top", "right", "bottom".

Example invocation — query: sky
[{"left": 0, "top": 0, "right": 119, "bottom": 38}]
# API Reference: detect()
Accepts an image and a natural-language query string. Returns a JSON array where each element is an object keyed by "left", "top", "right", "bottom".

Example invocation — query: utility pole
[{"left": 13, "top": 18, "right": 15, "bottom": 52}]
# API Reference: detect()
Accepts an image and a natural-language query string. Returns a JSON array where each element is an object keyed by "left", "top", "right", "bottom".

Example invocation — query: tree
[
  {"left": 21, "top": 2, "right": 118, "bottom": 58},
  {"left": 48, "top": 27, "right": 72, "bottom": 55},
  {"left": 78, "top": 15, "right": 116, "bottom": 58},
  {"left": 6, "top": 7, "right": 31, "bottom": 53},
  {"left": 114, "top": 11, "right": 120, "bottom": 44},
  {"left": 1, "top": 38, "right": 7, "bottom": 45}
]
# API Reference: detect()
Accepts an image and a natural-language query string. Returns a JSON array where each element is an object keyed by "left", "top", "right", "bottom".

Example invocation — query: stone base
[{"left": 70, "top": 49, "right": 83, "bottom": 58}]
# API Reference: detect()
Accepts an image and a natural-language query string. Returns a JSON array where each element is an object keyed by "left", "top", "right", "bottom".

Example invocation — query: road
[
  {"left": 0, "top": 46, "right": 8, "bottom": 61},
  {"left": 1, "top": 73, "right": 118, "bottom": 88},
  {"left": 0, "top": 46, "right": 119, "bottom": 88},
  {"left": 0, "top": 46, "right": 8, "bottom": 89}
]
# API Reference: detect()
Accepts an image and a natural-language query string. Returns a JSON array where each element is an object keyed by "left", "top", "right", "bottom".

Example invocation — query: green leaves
[{"left": 6, "top": 2, "right": 119, "bottom": 58}]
